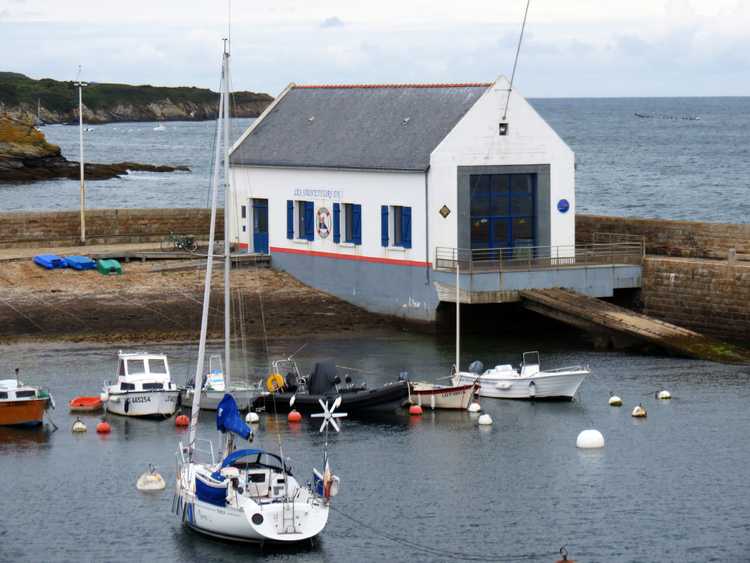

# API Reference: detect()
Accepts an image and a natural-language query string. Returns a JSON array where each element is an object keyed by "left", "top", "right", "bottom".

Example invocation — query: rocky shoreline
[{"left": 0, "top": 115, "right": 190, "bottom": 181}]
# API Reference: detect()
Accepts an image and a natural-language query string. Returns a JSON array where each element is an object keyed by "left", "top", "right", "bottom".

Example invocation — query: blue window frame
[
  {"left": 382, "top": 205, "right": 411, "bottom": 248},
  {"left": 286, "top": 200, "right": 314, "bottom": 241},
  {"left": 333, "top": 203, "right": 341, "bottom": 244}
]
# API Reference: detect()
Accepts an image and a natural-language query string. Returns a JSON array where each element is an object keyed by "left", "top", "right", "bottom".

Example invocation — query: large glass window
[{"left": 469, "top": 173, "right": 536, "bottom": 258}]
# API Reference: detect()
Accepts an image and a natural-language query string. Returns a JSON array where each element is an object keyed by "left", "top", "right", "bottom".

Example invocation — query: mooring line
[{"left": 330, "top": 506, "right": 557, "bottom": 561}]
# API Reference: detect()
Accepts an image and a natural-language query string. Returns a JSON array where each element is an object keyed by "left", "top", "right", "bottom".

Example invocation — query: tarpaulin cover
[
  {"left": 307, "top": 358, "right": 339, "bottom": 395},
  {"left": 216, "top": 394, "right": 253, "bottom": 440}
]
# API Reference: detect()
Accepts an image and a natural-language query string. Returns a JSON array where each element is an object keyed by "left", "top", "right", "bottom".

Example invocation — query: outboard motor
[
  {"left": 398, "top": 372, "right": 410, "bottom": 382},
  {"left": 468, "top": 361, "right": 484, "bottom": 374}
]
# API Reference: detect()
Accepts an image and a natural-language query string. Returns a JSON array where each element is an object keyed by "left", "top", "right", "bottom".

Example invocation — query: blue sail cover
[{"left": 216, "top": 394, "right": 254, "bottom": 441}]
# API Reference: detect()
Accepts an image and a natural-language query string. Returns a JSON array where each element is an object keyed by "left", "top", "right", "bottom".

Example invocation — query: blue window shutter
[
  {"left": 381, "top": 205, "right": 389, "bottom": 247},
  {"left": 286, "top": 200, "right": 293, "bottom": 239},
  {"left": 353, "top": 204, "right": 362, "bottom": 245},
  {"left": 402, "top": 206, "right": 412, "bottom": 249},
  {"left": 305, "top": 201, "right": 314, "bottom": 241},
  {"left": 333, "top": 203, "right": 340, "bottom": 244}
]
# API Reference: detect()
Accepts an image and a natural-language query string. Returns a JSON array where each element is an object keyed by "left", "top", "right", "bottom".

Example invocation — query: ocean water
[
  {"left": 1, "top": 332, "right": 749, "bottom": 562},
  {"left": 1, "top": 98, "right": 748, "bottom": 225}
]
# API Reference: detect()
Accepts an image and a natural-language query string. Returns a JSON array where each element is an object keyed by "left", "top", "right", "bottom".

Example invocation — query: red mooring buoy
[
  {"left": 175, "top": 414, "right": 189, "bottom": 426},
  {"left": 288, "top": 410, "right": 302, "bottom": 422},
  {"left": 409, "top": 404, "right": 423, "bottom": 416},
  {"left": 96, "top": 421, "right": 111, "bottom": 433}
]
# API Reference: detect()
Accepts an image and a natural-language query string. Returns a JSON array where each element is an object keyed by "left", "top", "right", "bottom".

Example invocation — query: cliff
[{"left": 0, "top": 72, "right": 273, "bottom": 125}]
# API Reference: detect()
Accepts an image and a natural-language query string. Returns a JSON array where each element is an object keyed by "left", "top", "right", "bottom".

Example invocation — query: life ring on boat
[{"left": 267, "top": 374, "right": 285, "bottom": 392}]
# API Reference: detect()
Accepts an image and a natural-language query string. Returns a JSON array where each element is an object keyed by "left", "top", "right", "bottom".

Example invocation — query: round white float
[
  {"left": 576, "top": 429, "right": 605, "bottom": 448},
  {"left": 136, "top": 471, "right": 166, "bottom": 491},
  {"left": 245, "top": 412, "right": 260, "bottom": 423},
  {"left": 72, "top": 419, "right": 87, "bottom": 433},
  {"left": 478, "top": 414, "right": 492, "bottom": 425},
  {"left": 467, "top": 402, "right": 482, "bottom": 413},
  {"left": 608, "top": 395, "right": 622, "bottom": 406},
  {"left": 632, "top": 404, "right": 647, "bottom": 417},
  {"left": 657, "top": 390, "right": 672, "bottom": 399}
]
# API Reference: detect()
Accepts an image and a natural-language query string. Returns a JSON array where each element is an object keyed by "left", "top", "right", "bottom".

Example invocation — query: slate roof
[{"left": 230, "top": 83, "right": 491, "bottom": 173}]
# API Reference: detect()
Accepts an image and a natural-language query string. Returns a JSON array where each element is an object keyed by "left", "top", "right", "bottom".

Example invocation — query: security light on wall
[{"left": 499, "top": 123, "right": 509, "bottom": 136}]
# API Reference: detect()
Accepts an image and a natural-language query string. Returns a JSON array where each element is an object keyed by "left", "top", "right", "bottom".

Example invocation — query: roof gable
[{"left": 230, "top": 83, "right": 491, "bottom": 172}]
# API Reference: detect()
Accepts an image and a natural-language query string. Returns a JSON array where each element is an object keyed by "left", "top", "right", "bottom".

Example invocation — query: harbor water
[{"left": 1, "top": 332, "right": 749, "bottom": 562}]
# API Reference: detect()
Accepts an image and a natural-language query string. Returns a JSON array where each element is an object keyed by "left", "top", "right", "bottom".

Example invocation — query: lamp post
[{"left": 74, "top": 65, "right": 96, "bottom": 244}]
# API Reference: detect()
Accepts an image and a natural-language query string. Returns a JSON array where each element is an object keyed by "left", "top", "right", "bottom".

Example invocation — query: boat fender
[
  {"left": 267, "top": 373, "right": 285, "bottom": 392},
  {"left": 124, "top": 398, "right": 130, "bottom": 413},
  {"left": 528, "top": 380, "right": 536, "bottom": 398},
  {"left": 100, "top": 391, "right": 110, "bottom": 403},
  {"left": 328, "top": 475, "right": 340, "bottom": 498}
]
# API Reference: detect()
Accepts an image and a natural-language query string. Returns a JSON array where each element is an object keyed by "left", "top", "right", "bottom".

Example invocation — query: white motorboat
[
  {"left": 101, "top": 351, "right": 179, "bottom": 417},
  {"left": 411, "top": 376, "right": 478, "bottom": 410},
  {"left": 453, "top": 351, "right": 589, "bottom": 400},
  {"left": 180, "top": 355, "right": 262, "bottom": 411},
  {"left": 173, "top": 42, "right": 338, "bottom": 546}
]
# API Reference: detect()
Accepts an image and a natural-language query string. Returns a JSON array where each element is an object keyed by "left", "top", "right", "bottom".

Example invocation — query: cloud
[{"left": 321, "top": 17, "right": 345, "bottom": 28}]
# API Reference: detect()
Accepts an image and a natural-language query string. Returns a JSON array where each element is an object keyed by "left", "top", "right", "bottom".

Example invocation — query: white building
[{"left": 226, "top": 77, "right": 639, "bottom": 327}]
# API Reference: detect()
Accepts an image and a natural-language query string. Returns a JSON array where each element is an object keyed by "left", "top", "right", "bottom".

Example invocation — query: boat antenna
[{"left": 502, "top": 0, "right": 531, "bottom": 120}]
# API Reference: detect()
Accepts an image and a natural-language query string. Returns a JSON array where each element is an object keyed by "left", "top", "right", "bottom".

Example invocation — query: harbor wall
[
  {"left": 0, "top": 208, "right": 221, "bottom": 248},
  {"left": 577, "top": 215, "right": 750, "bottom": 340}
]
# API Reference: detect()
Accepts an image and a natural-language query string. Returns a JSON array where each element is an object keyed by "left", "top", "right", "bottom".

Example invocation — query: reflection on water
[{"left": 1, "top": 332, "right": 749, "bottom": 562}]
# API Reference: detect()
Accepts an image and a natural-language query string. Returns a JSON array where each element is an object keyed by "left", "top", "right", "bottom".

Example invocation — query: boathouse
[{"left": 227, "top": 77, "right": 642, "bottom": 327}]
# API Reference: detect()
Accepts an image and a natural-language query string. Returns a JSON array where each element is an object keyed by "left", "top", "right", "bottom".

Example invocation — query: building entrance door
[{"left": 252, "top": 199, "right": 268, "bottom": 254}]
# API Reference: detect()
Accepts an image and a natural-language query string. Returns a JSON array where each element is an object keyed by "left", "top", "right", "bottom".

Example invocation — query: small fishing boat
[
  {"left": 0, "top": 370, "right": 55, "bottom": 426},
  {"left": 179, "top": 355, "right": 263, "bottom": 411},
  {"left": 69, "top": 396, "right": 103, "bottom": 412},
  {"left": 452, "top": 351, "right": 589, "bottom": 400},
  {"left": 411, "top": 378, "right": 478, "bottom": 410},
  {"left": 100, "top": 350, "right": 180, "bottom": 417},
  {"left": 252, "top": 357, "right": 411, "bottom": 414}
]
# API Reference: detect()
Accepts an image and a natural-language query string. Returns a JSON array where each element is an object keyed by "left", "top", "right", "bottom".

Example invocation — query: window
[
  {"left": 381, "top": 205, "right": 412, "bottom": 248},
  {"left": 341, "top": 203, "right": 361, "bottom": 245},
  {"left": 286, "top": 200, "right": 314, "bottom": 241},
  {"left": 143, "top": 383, "right": 164, "bottom": 390}
]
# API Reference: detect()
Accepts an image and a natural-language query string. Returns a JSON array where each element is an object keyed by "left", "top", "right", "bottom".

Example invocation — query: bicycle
[{"left": 160, "top": 230, "right": 198, "bottom": 253}]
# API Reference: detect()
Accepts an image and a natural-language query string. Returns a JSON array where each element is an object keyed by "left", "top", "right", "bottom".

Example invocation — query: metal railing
[{"left": 435, "top": 242, "right": 644, "bottom": 273}]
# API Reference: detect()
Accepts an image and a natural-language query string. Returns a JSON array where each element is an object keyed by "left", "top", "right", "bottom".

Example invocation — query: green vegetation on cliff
[{"left": 0, "top": 72, "right": 273, "bottom": 118}]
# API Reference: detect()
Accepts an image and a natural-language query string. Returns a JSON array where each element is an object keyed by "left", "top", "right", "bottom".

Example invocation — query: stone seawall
[
  {"left": 577, "top": 215, "right": 750, "bottom": 340},
  {"left": 0, "top": 208, "right": 221, "bottom": 248}
]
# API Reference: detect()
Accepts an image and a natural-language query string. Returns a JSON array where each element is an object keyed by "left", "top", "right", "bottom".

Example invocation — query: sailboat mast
[
  {"left": 186, "top": 50, "right": 227, "bottom": 458},
  {"left": 222, "top": 41, "right": 231, "bottom": 392},
  {"left": 456, "top": 265, "right": 460, "bottom": 374}
]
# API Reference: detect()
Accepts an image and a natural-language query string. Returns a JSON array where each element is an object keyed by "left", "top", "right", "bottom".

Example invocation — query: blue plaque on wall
[{"left": 557, "top": 199, "right": 570, "bottom": 214}]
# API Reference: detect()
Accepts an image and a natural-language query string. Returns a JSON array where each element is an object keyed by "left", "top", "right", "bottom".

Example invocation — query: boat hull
[
  {"left": 69, "top": 396, "right": 103, "bottom": 412},
  {"left": 412, "top": 382, "right": 477, "bottom": 410},
  {"left": 104, "top": 390, "right": 179, "bottom": 417},
  {"left": 180, "top": 388, "right": 262, "bottom": 411},
  {"left": 254, "top": 381, "right": 411, "bottom": 414},
  {"left": 455, "top": 370, "right": 587, "bottom": 400},
  {"left": 0, "top": 398, "right": 49, "bottom": 426}
]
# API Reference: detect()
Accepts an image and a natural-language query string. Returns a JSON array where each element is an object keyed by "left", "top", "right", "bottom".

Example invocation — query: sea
[
  {"left": 1, "top": 97, "right": 749, "bottom": 225},
  {"left": 1, "top": 98, "right": 750, "bottom": 563}
]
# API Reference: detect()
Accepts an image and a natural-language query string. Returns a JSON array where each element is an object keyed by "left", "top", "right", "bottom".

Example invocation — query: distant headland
[{"left": 0, "top": 72, "right": 274, "bottom": 125}]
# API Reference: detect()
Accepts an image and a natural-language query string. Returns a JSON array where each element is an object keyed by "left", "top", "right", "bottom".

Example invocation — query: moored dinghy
[{"left": 69, "top": 396, "right": 103, "bottom": 412}]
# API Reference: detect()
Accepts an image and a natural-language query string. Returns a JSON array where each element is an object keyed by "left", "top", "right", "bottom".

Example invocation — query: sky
[{"left": 2, "top": 0, "right": 749, "bottom": 98}]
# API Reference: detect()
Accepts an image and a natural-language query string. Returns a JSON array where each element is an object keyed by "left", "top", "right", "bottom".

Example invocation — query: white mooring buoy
[
  {"left": 632, "top": 404, "right": 647, "bottom": 417},
  {"left": 72, "top": 418, "right": 87, "bottom": 433},
  {"left": 467, "top": 402, "right": 482, "bottom": 413},
  {"left": 245, "top": 411, "right": 260, "bottom": 423},
  {"left": 576, "top": 429, "right": 605, "bottom": 449},
  {"left": 657, "top": 389, "right": 671, "bottom": 400},
  {"left": 608, "top": 395, "right": 622, "bottom": 406},
  {"left": 477, "top": 414, "right": 493, "bottom": 425},
  {"left": 137, "top": 465, "right": 166, "bottom": 491}
]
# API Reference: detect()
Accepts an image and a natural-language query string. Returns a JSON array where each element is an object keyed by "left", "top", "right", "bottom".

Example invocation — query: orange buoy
[
  {"left": 96, "top": 421, "right": 111, "bottom": 433},
  {"left": 175, "top": 414, "right": 190, "bottom": 426},
  {"left": 409, "top": 404, "right": 423, "bottom": 416},
  {"left": 288, "top": 410, "right": 302, "bottom": 423}
]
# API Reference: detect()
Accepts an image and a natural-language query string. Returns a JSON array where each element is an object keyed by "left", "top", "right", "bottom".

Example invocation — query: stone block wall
[
  {"left": 642, "top": 257, "right": 750, "bottom": 340},
  {"left": 577, "top": 215, "right": 750, "bottom": 258},
  {"left": 0, "top": 208, "right": 221, "bottom": 248}
]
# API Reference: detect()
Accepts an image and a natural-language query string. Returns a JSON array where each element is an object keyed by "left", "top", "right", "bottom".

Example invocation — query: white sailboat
[{"left": 173, "top": 42, "right": 336, "bottom": 545}]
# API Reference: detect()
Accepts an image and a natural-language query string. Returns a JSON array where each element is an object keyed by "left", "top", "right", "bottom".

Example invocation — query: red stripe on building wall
[{"left": 270, "top": 246, "right": 432, "bottom": 268}]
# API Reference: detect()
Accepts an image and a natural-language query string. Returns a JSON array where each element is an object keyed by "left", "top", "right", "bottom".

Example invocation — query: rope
[
  {"left": 330, "top": 506, "right": 557, "bottom": 561},
  {"left": 588, "top": 368, "right": 615, "bottom": 396},
  {"left": 502, "top": 0, "right": 531, "bottom": 120}
]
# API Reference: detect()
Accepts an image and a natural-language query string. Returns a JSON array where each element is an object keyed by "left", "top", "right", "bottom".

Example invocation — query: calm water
[
  {"left": 1, "top": 98, "right": 749, "bottom": 225},
  {"left": 1, "top": 332, "right": 749, "bottom": 562}
]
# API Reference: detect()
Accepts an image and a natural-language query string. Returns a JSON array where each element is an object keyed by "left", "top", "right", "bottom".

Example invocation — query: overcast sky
[{"left": 2, "top": 0, "right": 748, "bottom": 98}]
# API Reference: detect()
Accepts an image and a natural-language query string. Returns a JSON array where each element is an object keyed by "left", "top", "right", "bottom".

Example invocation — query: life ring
[{"left": 267, "top": 374, "right": 285, "bottom": 392}]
